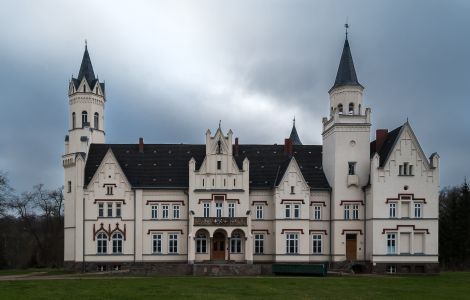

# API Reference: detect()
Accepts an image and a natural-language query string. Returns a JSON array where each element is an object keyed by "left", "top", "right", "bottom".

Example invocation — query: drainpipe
[
  {"left": 363, "top": 187, "right": 367, "bottom": 264},
  {"left": 82, "top": 197, "right": 85, "bottom": 273},
  {"left": 133, "top": 189, "right": 136, "bottom": 264},
  {"left": 329, "top": 190, "right": 332, "bottom": 269},
  {"left": 184, "top": 189, "right": 189, "bottom": 263}
]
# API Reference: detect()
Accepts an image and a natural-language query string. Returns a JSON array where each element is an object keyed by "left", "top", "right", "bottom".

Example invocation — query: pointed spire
[
  {"left": 289, "top": 117, "right": 302, "bottom": 145},
  {"left": 330, "top": 25, "right": 363, "bottom": 92},
  {"left": 77, "top": 42, "right": 96, "bottom": 87}
]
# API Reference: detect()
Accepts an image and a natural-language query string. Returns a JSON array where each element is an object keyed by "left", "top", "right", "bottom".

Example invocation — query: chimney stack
[
  {"left": 375, "top": 129, "right": 388, "bottom": 152},
  {"left": 139, "top": 137, "right": 144, "bottom": 153},
  {"left": 284, "top": 138, "right": 293, "bottom": 156},
  {"left": 234, "top": 137, "right": 239, "bottom": 156}
]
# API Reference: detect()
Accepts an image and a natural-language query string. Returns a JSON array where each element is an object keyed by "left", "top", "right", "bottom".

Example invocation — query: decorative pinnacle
[
  {"left": 293, "top": 116, "right": 296, "bottom": 126},
  {"left": 345, "top": 18, "right": 349, "bottom": 39}
]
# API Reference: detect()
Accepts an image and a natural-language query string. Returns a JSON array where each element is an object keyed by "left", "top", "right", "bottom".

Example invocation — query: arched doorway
[{"left": 212, "top": 230, "right": 226, "bottom": 261}]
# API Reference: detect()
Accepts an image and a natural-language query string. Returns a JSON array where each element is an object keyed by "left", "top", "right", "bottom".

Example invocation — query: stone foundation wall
[{"left": 373, "top": 263, "right": 439, "bottom": 274}]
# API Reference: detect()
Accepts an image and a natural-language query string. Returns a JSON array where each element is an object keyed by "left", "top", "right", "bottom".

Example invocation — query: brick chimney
[
  {"left": 375, "top": 129, "right": 388, "bottom": 152},
  {"left": 139, "top": 137, "right": 144, "bottom": 153},
  {"left": 284, "top": 138, "right": 293, "bottom": 156},
  {"left": 233, "top": 137, "right": 239, "bottom": 156}
]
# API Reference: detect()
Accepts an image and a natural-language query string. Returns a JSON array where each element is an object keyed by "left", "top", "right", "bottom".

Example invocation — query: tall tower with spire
[{"left": 322, "top": 26, "right": 371, "bottom": 261}]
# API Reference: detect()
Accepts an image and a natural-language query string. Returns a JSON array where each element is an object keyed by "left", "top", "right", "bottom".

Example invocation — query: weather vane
[{"left": 345, "top": 18, "right": 349, "bottom": 39}]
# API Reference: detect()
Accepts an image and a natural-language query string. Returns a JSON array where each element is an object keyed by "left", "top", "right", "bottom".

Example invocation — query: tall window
[
  {"left": 106, "top": 186, "right": 113, "bottom": 195},
  {"left": 173, "top": 205, "right": 180, "bottom": 219},
  {"left": 82, "top": 111, "right": 88, "bottom": 127},
  {"left": 389, "top": 203, "right": 397, "bottom": 218},
  {"left": 387, "top": 233, "right": 397, "bottom": 254},
  {"left": 203, "top": 203, "right": 210, "bottom": 217},
  {"left": 216, "top": 202, "right": 223, "bottom": 218},
  {"left": 256, "top": 205, "right": 264, "bottom": 219},
  {"left": 290, "top": 186, "right": 295, "bottom": 194},
  {"left": 414, "top": 203, "right": 422, "bottom": 218},
  {"left": 338, "top": 104, "right": 343, "bottom": 114},
  {"left": 312, "top": 234, "right": 322, "bottom": 254},
  {"left": 115, "top": 203, "right": 121, "bottom": 218},
  {"left": 285, "top": 204, "right": 291, "bottom": 218},
  {"left": 348, "top": 162, "right": 356, "bottom": 175},
  {"left": 107, "top": 203, "right": 113, "bottom": 217},
  {"left": 344, "top": 205, "right": 359, "bottom": 220},
  {"left": 286, "top": 233, "right": 299, "bottom": 254},
  {"left": 293, "top": 204, "right": 301, "bottom": 219},
  {"left": 112, "top": 233, "right": 123, "bottom": 254},
  {"left": 196, "top": 233, "right": 207, "bottom": 253},
  {"left": 98, "top": 203, "right": 104, "bottom": 217},
  {"left": 230, "top": 233, "right": 242, "bottom": 253},
  {"left": 254, "top": 234, "right": 264, "bottom": 254},
  {"left": 151, "top": 205, "right": 158, "bottom": 219},
  {"left": 97, "top": 232, "right": 107, "bottom": 254},
  {"left": 399, "top": 162, "right": 413, "bottom": 176},
  {"left": 228, "top": 203, "right": 235, "bottom": 218},
  {"left": 94, "top": 112, "right": 99, "bottom": 130},
  {"left": 168, "top": 234, "right": 178, "bottom": 253},
  {"left": 162, "top": 205, "right": 169, "bottom": 219},
  {"left": 313, "top": 206, "right": 321, "bottom": 220},
  {"left": 217, "top": 161, "right": 221, "bottom": 170},
  {"left": 344, "top": 205, "right": 350, "bottom": 219},
  {"left": 352, "top": 205, "right": 359, "bottom": 219},
  {"left": 152, "top": 234, "right": 162, "bottom": 254},
  {"left": 72, "top": 112, "right": 76, "bottom": 129},
  {"left": 349, "top": 102, "right": 354, "bottom": 114},
  {"left": 67, "top": 181, "right": 72, "bottom": 193}
]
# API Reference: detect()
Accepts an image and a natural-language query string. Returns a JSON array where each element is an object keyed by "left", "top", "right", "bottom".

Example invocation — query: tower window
[
  {"left": 338, "top": 104, "right": 343, "bottom": 114},
  {"left": 217, "top": 161, "right": 221, "bottom": 170},
  {"left": 349, "top": 103, "right": 354, "bottom": 114},
  {"left": 82, "top": 111, "right": 88, "bottom": 127},
  {"left": 72, "top": 112, "right": 76, "bottom": 129},
  {"left": 348, "top": 162, "right": 356, "bottom": 175},
  {"left": 67, "top": 181, "right": 72, "bottom": 193},
  {"left": 94, "top": 112, "right": 99, "bottom": 130}
]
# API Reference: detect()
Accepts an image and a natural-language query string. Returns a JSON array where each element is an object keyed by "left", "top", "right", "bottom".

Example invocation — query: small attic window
[
  {"left": 308, "top": 151, "right": 312, "bottom": 154},
  {"left": 168, "top": 150, "right": 172, "bottom": 154},
  {"left": 273, "top": 151, "right": 277, "bottom": 154},
  {"left": 261, "top": 165, "right": 264, "bottom": 168},
  {"left": 126, "top": 150, "right": 130, "bottom": 154},
  {"left": 169, "top": 163, "right": 172, "bottom": 166},
  {"left": 257, "top": 151, "right": 260, "bottom": 154},
  {"left": 153, "top": 150, "right": 157, "bottom": 154},
  {"left": 125, "top": 164, "right": 128, "bottom": 167},
  {"left": 137, "top": 163, "right": 142, "bottom": 167},
  {"left": 187, "top": 151, "right": 190, "bottom": 154},
  {"left": 169, "top": 178, "right": 172, "bottom": 182},
  {"left": 152, "top": 178, "right": 156, "bottom": 182},
  {"left": 153, "top": 163, "right": 157, "bottom": 166}
]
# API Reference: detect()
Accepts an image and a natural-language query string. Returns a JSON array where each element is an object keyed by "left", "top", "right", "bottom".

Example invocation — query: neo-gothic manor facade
[{"left": 63, "top": 36, "right": 439, "bottom": 274}]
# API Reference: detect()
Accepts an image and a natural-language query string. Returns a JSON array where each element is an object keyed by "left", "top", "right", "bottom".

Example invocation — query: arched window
[
  {"left": 94, "top": 112, "right": 99, "bottom": 130},
  {"left": 349, "top": 103, "right": 354, "bottom": 114},
  {"left": 72, "top": 112, "right": 76, "bottom": 129},
  {"left": 338, "top": 104, "right": 343, "bottom": 114},
  {"left": 196, "top": 233, "right": 207, "bottom": 253},
  {"left": 230, "top": 232, "right": 242, "bottom": 253},
  {"left": 82, "top": 111, "right": 88, "bottom": 127},
  {"left": 97, "top": 232, "right": 107, "bottom": 254},
  {"left": 112, "top": 233, "right": 123, "bottom": 254}
]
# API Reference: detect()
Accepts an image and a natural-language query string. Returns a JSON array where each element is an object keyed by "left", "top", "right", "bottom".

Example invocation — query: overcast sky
[{"left": 0, "top": 0, "right": 468, "bottom": 192}]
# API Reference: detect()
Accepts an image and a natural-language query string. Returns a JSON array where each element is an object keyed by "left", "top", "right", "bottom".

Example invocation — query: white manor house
[{"left": 63, "top": 34, "right": 440, "bottom": 274}]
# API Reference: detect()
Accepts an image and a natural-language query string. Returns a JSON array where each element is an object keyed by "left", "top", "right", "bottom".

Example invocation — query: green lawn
[
  {"left": 0, "top": 268, "right": 68, "bottom": 276},
  {"left": 0, "top": 272, "right": 469, "bottom": 299}
]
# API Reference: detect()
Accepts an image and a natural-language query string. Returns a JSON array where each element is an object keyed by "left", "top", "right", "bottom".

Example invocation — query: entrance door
[
  {"left": 212, "top": 232, "right": 226, "bottom": 261},
  {"left": 346, "top": 234, "right": 357, "bottom": 261}
]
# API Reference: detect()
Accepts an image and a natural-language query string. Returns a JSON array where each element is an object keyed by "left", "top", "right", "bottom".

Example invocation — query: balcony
[{"left": 194, "top": 217, "right": 247, "bottom": 227}]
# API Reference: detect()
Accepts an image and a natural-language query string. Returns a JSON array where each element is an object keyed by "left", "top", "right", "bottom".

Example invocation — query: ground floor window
[
  {"left": 254, "top": 234, "right": 264, "bottom": 254},
  {"left": 152, "top": 234, "right": 162, "bottom": 254},
  {"left": 168, "top": 234, "right": 178, "bottom": 253},
  {"left": 230, "top": 233, "right": 242, "bottom": 253},
  {"left": 97, "top": 232, "right": 107, "bottom": 254},
  {"left": 286, "top": 233, "right": 299, "bottom": 254},
  {"left": 312, "top": 234, "right": 322, "bottom": 254},
  {"left": 196, "top": 233, "right": 207, "bottom": 253},
  {"left": 387, "top": 233, "right": 397, "bottom": 254}
]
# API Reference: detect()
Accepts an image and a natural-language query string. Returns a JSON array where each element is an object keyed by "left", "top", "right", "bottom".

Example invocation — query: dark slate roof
[
  {"left": 84, "top": 144, "right": 330, "bottom": 190},
  {"left": 370, "top": 125, "right": 403, "bottom": 167},
  {"left": 72, "top": 46, "right": 105, "bottom": 93},
  {"left": 330, "top": 38, "right": 363, "bottom": 92},
  {"left": 289, "top": 124, "right": 302, "bottom": 145}
]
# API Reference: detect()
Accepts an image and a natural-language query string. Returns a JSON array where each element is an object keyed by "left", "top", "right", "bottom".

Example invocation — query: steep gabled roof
[
  {"left": 72, "top": 45, "right": 105, "bottom": 93},
  {"left": 84, "top": 144, "right": 330, "bottom": 190},
  {"left": 370, "top": 125, "right": 403, "bottom": 167},
  {"left": 330, "top": 38, "right": 363, "bottom": 92}
]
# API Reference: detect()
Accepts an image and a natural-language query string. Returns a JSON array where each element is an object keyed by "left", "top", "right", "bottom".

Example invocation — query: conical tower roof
[
  {"left": 289, "top": 119, "right": 302, "bottom": 145},
  {"left": 329, "top": 38, "right": 363, "bottom": 92}
]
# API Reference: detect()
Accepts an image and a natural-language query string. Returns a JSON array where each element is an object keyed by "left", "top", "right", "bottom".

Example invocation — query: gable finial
[
  {"left": 219, "top": 120, "right": 221, "bottom": 129},
  {"left": 85, "top": 39, "right": 87, "bottom": 49},
  {"left": 345, "top": 17, "right": 349, "bottom": 39},
  {"left": 293, "top": 116, "right": 296, "bottom": 127}
]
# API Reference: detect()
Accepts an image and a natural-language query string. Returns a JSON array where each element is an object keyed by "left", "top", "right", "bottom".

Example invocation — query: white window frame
[
  {"left": 196, "top": 233, "right": 207, "bottom": 253},
  {"left": 285, "top": 204, "right": 291, "bottom": 218},
  {"left": 286, "top": 233, "right": 299, "bottom": 254},
  {"left": 414, "top": 203, "right": 423, "bottom": 218},
  {"left": 215, "top": 202, "right": 223, "bottom": 218},
  {"left": 152, "top": 234, "right": 162, "bottom": 254},
  {"left": 168, "top": 233, "right": 178, "bottom": 254},
  {"left": 389, "top": 202, "right": 397, "bottom": 218},
  {"left": 107, "top": 202, "right": 113, "bottom": 217},
  {"left": 173, "top": 204, "right": 180, "bottom": 219},
  {"left": 387, "top": 232, "right": 397, "bottom": 254},
  {"left": 203, "top": 202, "right": 210, "bottom": 218},
  {"left": 293, "top": 204, "right": 301, "bottom": 219},
  {"left": 106, "top": 185, "right": 113, "bottom": 195},
  {"left": 255, "top": 205, "right": 264, "bottom": 219},
  {"left": 313, "top": 205, "right": 321, "bottom": 220},
  {"left": 352, "top": 204, "right": 359, "bottom": 219},
  {"left": 254, "top": 234, "right": 264, "bottom": 254},
  {"left": 98, "top": 203, "right": 104, "bottom": 217},
  {"left": 312, "top": 234, "right": 322, "bottom": 254},
  {"left": 115, "top": 203, "right": 121, "bottom": 218},
  {"left": 228, "top": 202, "right": 235, "bottom": 218},
  {"left": 344, "top": 205, "right": 350, "bottom": 220},
  {"left": 97, "top": 232, "right": 107, "bottom": 254},
  {"left": 151, "top": 205, "right": 158, "bottom": 219},
  {"left": 112, "top": 233, "right": 123, "bottom": 254},
  {"left": 230, "top": 233, "right": 242, "bottom": 253},
  {"left": 162, "top": 205, "right": 169, "bottom": 219}
]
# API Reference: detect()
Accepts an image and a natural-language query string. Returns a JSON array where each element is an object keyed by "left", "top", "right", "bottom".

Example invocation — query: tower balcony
[{"left": 194, "top": 217, "right": 247, "bottom": 227}]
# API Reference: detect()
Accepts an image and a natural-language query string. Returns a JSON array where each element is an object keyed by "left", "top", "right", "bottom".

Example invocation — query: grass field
[{"left": 0, "top": 272, "right": 469, "bottom": 299}]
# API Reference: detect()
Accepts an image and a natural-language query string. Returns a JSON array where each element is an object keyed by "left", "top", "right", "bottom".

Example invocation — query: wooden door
[
  {"left": 212, "top": 232, "right": 225, "bottom": 261},
  {"left": 346, "top": 234, "right": 357, "bottom": 261}
]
